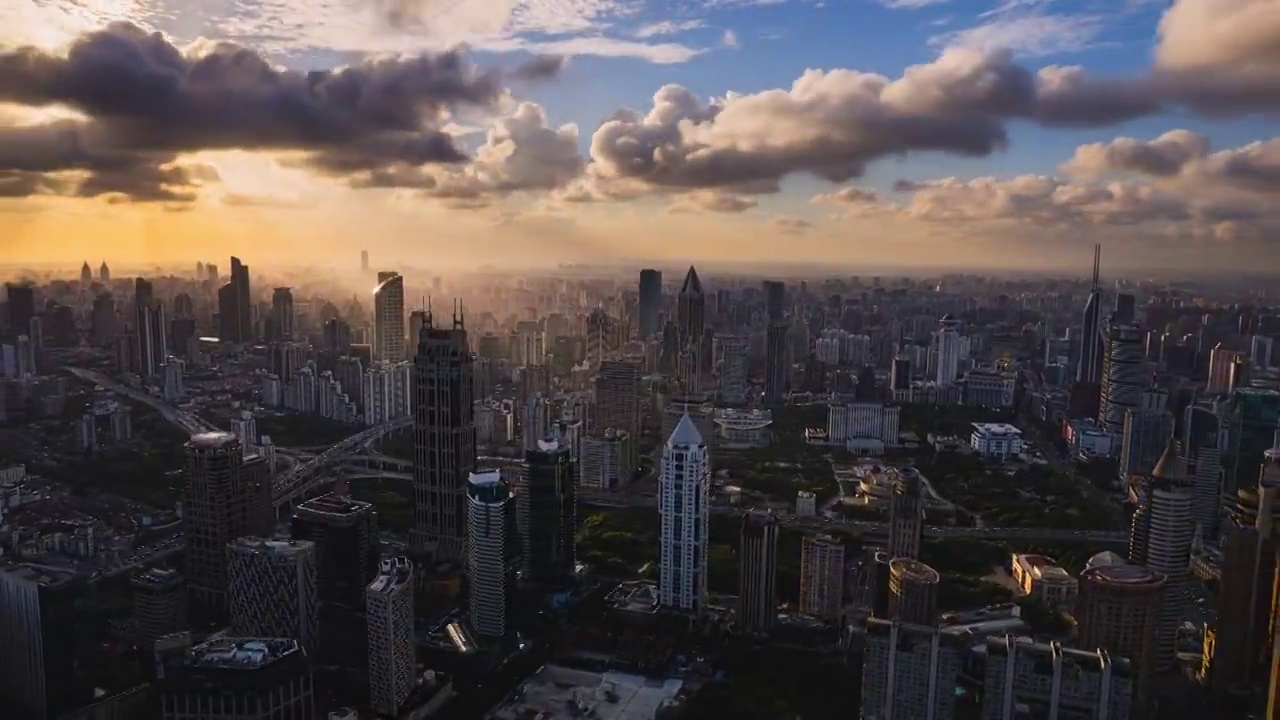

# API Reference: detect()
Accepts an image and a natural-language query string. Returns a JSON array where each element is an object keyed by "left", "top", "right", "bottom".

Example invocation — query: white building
[
  {"left": 659, "top": 414, "right": 709, "bottom": 613},
  {"left": 367, "top": 557, "right": 415, "bottom": 717},
  {"left": 162, "top": 357, "right": 185, "bottom": 401},
  {"left": 826, "top": 403, "right": 901, "bottom": 454},
  {"left": 1011, "top": 554, "right": 1078, "bottom": 609},
  {"left": 970, "top": 423, "right": 1024, "bottom": 460},
  {"left": 934, "top": 321, "right": 963, "bottom": 386},
  {"left": 363, "top": 362, "right": 412, "bottom": 425},
  {"left": 373, "top": 272, "right": 406, "bottom": 363},
  {"left": 467, "top": 470, "right": 513, "bottom": 638}
]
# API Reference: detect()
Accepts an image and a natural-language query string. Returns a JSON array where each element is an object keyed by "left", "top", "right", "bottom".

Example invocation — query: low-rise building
[
  {"left": 970, "top": 422, "right": 1023, "bottom": 460},
  {"left": 1011, "top": 554, "right": 1079, "bottom": 609}
]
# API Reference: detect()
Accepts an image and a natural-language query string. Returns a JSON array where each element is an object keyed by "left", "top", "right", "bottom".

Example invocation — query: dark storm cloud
[
  {"left": 512, "top": 54, "right": 568, "bottom": 82},
  {"left": 0, "top": 22, "right": 510, "bottom": 200}
]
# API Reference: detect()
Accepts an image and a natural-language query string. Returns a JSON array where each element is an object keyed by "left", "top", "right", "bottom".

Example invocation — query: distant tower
[
  {"left": 183, "top": 431, "right": 253, "bottom": 623},
  {"left": 466, "top": 470, "right": 514, "bottom": 638},
  {"left": 799, "top": 534, "right": 844, "bottom": 620},
  {"left": 764, "top": 322, "right": 789, "bottom": 407},
  {"left": 1078, "top": 244, "right": 1104, "bottom": 383},
  {"left": 738, "top": 511, "right": 779, "bottom": 635},
  {"left": 373, "top": 272, "right": 406, "bottom": 363},
  {"left": 99, "top": 261, "right": 110, "bottom": 282},
  {"left": 80, "top": 261, "right": 92, "bottom": 284},
  {"left": 888, "top": 466, "right": 924, "bottom": 560},
  {"left": 1099, "top": 323, "right": 1146, "bottom": 434},
  {"left": 367, "top": 558, "right": 415, "bottom": 717},
  {"left": 519, "top": 435, "right": 577, "bottom": 587},
  {"left": 676, "top": 266, "right": 705, "bottom": 344},
  {"left": 638, "top": 268, "right": 662, "bottom": 339},
  {"left": 659, "top": 414, "right": 710, "bottom": 613},
  {"left": 361, "top": 250, "right": 370, "bottom": 272},
  {"left": 411, "top": 306, "right": 476, "bottom": 563},
  {"left": 292, "top": 494, "right": 380, "bottom": 609},
  {"left": 272, "top": 287, "right": 295, "bottom": 341}
]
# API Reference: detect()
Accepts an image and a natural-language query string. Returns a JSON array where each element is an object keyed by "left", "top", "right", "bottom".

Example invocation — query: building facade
[{"left": 659, "top": 415, "right": 710, "bottom": 613}]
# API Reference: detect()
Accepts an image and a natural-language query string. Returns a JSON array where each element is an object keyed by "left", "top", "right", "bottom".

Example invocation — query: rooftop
[
  {"left": 188, "top": 431, "right": 238, "bottom": 450},
  {"left": 667, "top": 413, "right": 703, "bottom": 447},
  {"left": 487, "top": 665, "right": 683, "bottom": 720},
  {"left": 1013, "top": 554, "right": 1074, "bottom": 582},
  {"left": 1082, "top": 563, "right": 1166, "bottom": 587},
  {"left": 229, "top": 537, "right": 313, "bottom": 557},
  {"left": 133, "top": 567, "right": 183, "bottom": 588},
  {"left": 187, "top": 638, "right": 302, "bottom": 671},
  {"left": 297, "top": 494, "right": 374, "bottom": 517},
  {"left": 972, "top": 422, "right": 1022, "bottom": 436},
  {"left": 368, "top": 557, "right": 413, "bottom": 594},
  {"left": 1, "top": 563, "right": 77, "bottom": 588},
  {"left": 606, "top": 581, "right": 660, "bottom": 615},
  {"left": 890, "top": 558, "right": 940, "bottom": 583},
  {"left": 469, "top": 469, "right": 503, "bottom": 487}
]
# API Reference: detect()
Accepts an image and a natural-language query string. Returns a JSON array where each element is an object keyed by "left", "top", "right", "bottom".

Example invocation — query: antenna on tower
[{"left": 425, "top": 295, "right": 433, "bottom": 328}]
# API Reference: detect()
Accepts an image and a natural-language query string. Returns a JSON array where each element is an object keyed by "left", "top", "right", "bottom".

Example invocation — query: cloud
[
  {"left": 811, "top": 186, "right": 880, "bottom": 204},
  {"left": 878, "top": 0, "right": 951, "bottom": 8},
  {"left": 772, "top": 215, "right": 813, "bottom": 234},
  {"left": 1154, "top": 0, "right": 1280, "bottom": 74},
  {"left": 633, "top": 20, "right": 705, "bottom": 38},
  {"left": 0, "top": 22, "right": 515, "bottom": 200},
  {"left": 511, "top": 54, "right": 567, "bottom": 82},
  {"left": 721, "top": 30, "right": 740, "bottom": 49},
  {"left": 1063, "top": 131, "right": 1280, "bottom": 194},
  {"left": 668, "top": 191, "right": 759, "bottom": 213}
]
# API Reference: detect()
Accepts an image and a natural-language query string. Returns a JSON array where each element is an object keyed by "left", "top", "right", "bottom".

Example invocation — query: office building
[
  {"left": 1099, "top": 323, "right": 1146, "bottom": 436},
  {"left": 826, "top": 402, "right": 901, "bottom": 454},
  {"left": 889, "top": 558, "right": 940, "bottom": 625},
  {"left": 718, "top": 335, "right": 749, "bottom": 405},
  {"left": 934, "top": 316, "right": 963, "bottom": 386},
  {"left": 580, "top": 429, "right": 631, "bottom": 490},
  {"left": 6, "top": 283, "right": 36, "bottom": 336},
  {"left": 659, "top": 414, "right": 710, "bottom": 613},
  {"left": 1078, "top": 244, "right": 1105, "bottom": 384},
  {"left": 1128, "top": 442, "right": 1193, "bottom": 671},
  {"left": 889, "top": 466, "right": 924, "bottom": 560},
  {"left": 519, "top": 436, "right": 577, "bottom": 587},
  {"left": 271, "top": 287, "right": 295, "bottom": 341},
  {"left": 1224, "top": 389, "right": 1280, "bottom": 513},
  {"left": 1120, "top": 407, "right": 1175, "bottom": 482},
  {"left": 970, "top": 423, "right": 1024, "bottom": 460},
  {"left": 594, "top": 359, "right": 641, "bottom": 439},
  {"left": 292, "top": 494, "right": 380, "bottom": 609},
  {"left": 764, "top": 322, "right": 789, "bottom": 407},
  {"left": 1208, "top": 345, "right": 1246, "bottom": 394},
  {"left": 1076, "top": 562, "right": 1164, "bottom": 709},
  {"left": 799, "top": 534, "right": 844, "bottom": 620},
  {"left": 676, "top": 266, "right": 705, "bottom": 345},
  {"left": 738, "top": 511, "right": 779, "bottom": 635},
  {"left": 521, "top": 394, "right": 551, "bottom": 453},
  {"left": 1010, "top": 554, "right": 1078, "bottom": 609},
  {"left": 638, "top": 268, "right": 662, "bottom": 339},
  {"left": 0, "top": 564, "right": 79, "bottom": 718},
  {"left": 467, "top": 470, "right": 514, "bottom": 638},
  {"left": 411, "top": 307, "right": 475, "bottom": 563},
  {"left": 982, "top": 636, "right": 1133, "bottom": 720},
  {"left": 763, "top": 280, "right": 786, "bottom": 322},
  {"left": 160, "top": 638, "right": 314, "bottom": 720},
  {"left": 363, "top": 361, "right": 412, "bottom": 424},
  {"left": 1184, "top": 403, "right": 1224, "bottom": 538},
  {"left": 860, "top": 619, "right": 969, "bottom": 720},
  {"left": 227, "top": 538, "right": 319, "bottom": 653},
  {"left": 131, "top": 568, "right": 187, "bottom": 652},
  {"left": 183, "top": 431, "right": 254, "bottom": 622},
  {"left": 367, "top": 557, "right": 415, "bottom": 717},
  {"left": 373, "top": 272, "right": 406, "bottom": 363}
]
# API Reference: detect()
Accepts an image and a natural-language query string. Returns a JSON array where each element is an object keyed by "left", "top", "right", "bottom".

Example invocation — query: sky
[{"left": 0, "top": 0, "right": 1278, "bottom": 274}]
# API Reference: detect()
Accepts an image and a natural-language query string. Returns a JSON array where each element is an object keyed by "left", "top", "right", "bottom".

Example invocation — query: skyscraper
[
  {"left": 519, "top": 436, "right": 577, "bottom": 587},
  {"left": 659, "top": 414, "right": 710, "bottom": 613},
  {"left": 373, "top": 272, "right": 406, "bottom": 363},
  {"left": 799, "top": 534, "right": 844, "bottom": 620},
  {"left": 467, "top": 470, "right": 514, "bottom": 638},
  {"left": 160, "top": 638, "right": 314, "bottom": 719},
  {"left": 227, "top": 538, "right": 319, "bottom": 653},
  {"left": 764, "top": 322, "right": 789, "bottom": 407},
  {"left": 638, "top": 268, "right": 662, "bottom": 339},
  {"left": 272, "top": 287, "right": 295, "bottom": 341},
  {"left": 718, "top": 335, "right": 749, "bottom": 406},
  {"left": 738, "top": 511, "right": 779, "bottom": 635},
  {"left": 292, "top": 494, "right": 380, "bottom": 609},
  {"left": 0, "top": 564, "right": 80, "bottom": 718},
  {"left": 183, "top": 431, "right": 254, "bottom": 622},
  {"left": 230, "top": 256, "right": 252, "bottom": 343},
  {"left": 1078, "top": 244, "right": 1105, "bottom": 384},
  {"left": 888, "top": 466, "right": 924, "bottom": 560},
  {"left": 1100, "top": 323, "right": 1146, "bottom": 435},
  {"left": 411, "top": 307, "right": 476, "bottom": 563},
  {"left": 99, "top": 261, "right": 110, "bottom": 282},
  {"left": 80, "top": 261, "right": 92, "bottom": 284},
  {"left": 763, "top": 280, "right": 786, "bottom": 323},
  {"left": 887, "top": 558, "right": 940, "bottom": 625},
  {"left": 1119, "top": 407, "right": 1175, "bottom": 482},
  {"left": 134, "top": 284, "right": 167, "bottom": 378},
  {"left": 131, "top": 568, "right": 188, "bottom": 652},
  {"left": 5, "top": 283, "right": 35, "bottom": 336},
  {"left": 1076, "top": 562, "right": 1164, "bottom": 711},
  {"left": 933, "top": 316, "right": 963, "bottom": 386},
  {"left": 676, "top": 266, "right": 705, "bottom": 344},
  {"left": 361, "top": 250, "right": 370, "bottom": 272},
  {"left": 1129, "top": 441, "right": 1193, "bottom": 671},
  {"left": 217, "top": 281, "right": 239, "bottom": 344},
  {"left": 367, "top": 557, "right": 415, "bottom": 717},
  {"left": 593, "top": 359, "right": 641, "bottom": 472}
]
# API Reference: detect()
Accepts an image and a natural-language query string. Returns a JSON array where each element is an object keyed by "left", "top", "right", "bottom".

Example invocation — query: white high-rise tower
[{"left": 659, "top": 413, "right": 709, "bottom": 613}]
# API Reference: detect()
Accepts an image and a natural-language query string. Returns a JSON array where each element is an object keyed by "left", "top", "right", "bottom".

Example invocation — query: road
[{"left": 65, "top": 366, "right": 216, "bottom": 435}]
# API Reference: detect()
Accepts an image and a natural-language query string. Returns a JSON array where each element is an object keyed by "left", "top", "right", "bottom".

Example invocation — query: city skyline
[{"left": 2, "top": 0, "right": 1278, "bottom": 273}]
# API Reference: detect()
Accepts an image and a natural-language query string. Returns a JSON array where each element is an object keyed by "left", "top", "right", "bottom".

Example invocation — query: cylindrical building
[
  {"left": 888, "top": 466, "right": 923, "bottom": 560},
  {"left": 888, "top": 558, "right": 940, "bottom": 626},
  {"left": 1076, "top": 562, "right": 1166, "bottom": 707},
  {"left": 467, "top": 470, "right": 512, "bottom": 639}
]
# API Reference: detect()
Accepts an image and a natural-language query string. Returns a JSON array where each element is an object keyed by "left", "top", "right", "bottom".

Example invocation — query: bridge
[
  {"left": 65, "top": 367, "right": 216, "bottom": 435},
  {"left": 271, "top": 416, "right": 411, "bottom": 506}
]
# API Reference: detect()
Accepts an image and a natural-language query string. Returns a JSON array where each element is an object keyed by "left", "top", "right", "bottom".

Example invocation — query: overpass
[
  {"left": 65, "top": 367, "right": 216, "bottom": 435},
  {"left": 271, "top": 416, "right": 411, "bottom": 506}
]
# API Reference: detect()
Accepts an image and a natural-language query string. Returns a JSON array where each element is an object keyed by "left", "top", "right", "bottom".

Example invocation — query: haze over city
[{"left": 2, "top": 0, "right": 1279, "bottom": 273}]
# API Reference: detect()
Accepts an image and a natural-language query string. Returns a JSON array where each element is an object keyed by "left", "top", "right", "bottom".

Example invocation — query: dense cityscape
[{"left": 0, "top": 250, "right": 1277, "bottom": 719}]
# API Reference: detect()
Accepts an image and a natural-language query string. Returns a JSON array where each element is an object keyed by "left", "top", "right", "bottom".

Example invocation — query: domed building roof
[{"left": 1085, "top": 550, "right": 1126, "bottom": 570}]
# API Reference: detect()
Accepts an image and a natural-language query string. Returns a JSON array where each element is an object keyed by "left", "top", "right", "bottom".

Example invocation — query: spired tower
[{"left": 410, "top": 303, "right": 476, "bottom": 564}]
